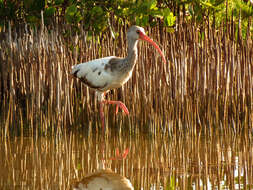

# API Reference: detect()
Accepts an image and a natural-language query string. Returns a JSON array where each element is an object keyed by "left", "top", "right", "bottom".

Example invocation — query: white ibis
[
  {"left": 71, "top": 26, "right": 166, "bottom": 129},
  {"left": 72, "top": 169, "right": 134, "bottom": 190}
]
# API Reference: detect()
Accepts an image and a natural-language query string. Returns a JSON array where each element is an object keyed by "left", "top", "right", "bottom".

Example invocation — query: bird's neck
[{"left": 124, "top": 38, "right": 138, "bottom": 68}]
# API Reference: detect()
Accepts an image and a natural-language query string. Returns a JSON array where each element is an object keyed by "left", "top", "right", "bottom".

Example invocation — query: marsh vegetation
[
  {"left": 0, "top": 19, "right": 252, "bottom": 135},
  {"left": 0, "top": 0, "right": 252, "bottom": 189}
]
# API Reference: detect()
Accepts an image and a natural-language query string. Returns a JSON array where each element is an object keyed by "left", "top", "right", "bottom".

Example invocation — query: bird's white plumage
[
  {"left": 71, "top": 56, "right": 116, "bottom": 91},
  {"left": 71, "top": 26, "right": 150, "bottom": 95}
]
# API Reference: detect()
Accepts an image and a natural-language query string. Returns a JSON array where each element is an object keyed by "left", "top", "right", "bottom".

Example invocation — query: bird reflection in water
[{"left": 72, "top": 131, "right": 132, "bottom": 190}]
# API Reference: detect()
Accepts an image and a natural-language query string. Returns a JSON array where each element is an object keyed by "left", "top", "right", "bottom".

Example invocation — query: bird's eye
[{"left": 136, "top": 30, "right": 140, "bottom": 34}]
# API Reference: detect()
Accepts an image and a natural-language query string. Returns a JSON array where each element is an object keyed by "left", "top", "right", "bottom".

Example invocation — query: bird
[
  {"left": 72, "top": 169, "right": 134, "bottom": 190},
  {"left": 71, "top": 25, "right": 166, "bottom": 129}
]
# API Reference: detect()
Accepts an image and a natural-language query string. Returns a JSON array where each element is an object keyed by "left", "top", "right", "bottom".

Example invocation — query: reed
[{"left": 0, "top": 17, "right": 252, "bottom": 136}]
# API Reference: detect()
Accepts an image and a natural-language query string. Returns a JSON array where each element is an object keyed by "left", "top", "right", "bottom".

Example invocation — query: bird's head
[
  {"left": 127, "top": 25, "right": 146, "bottom": 40},
  {"left": 127, "top": 25, "right": 166, "bottom": 64}
]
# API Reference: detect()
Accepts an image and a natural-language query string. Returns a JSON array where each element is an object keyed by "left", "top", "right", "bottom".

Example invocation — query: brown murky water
[{"left": 0, "top": 128, "right": 252, "bottom": 190}]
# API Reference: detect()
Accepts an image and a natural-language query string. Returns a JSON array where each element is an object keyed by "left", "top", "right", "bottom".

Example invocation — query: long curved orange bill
[{"left": 139, "top": 32, "right": 166, "bottom": 64}]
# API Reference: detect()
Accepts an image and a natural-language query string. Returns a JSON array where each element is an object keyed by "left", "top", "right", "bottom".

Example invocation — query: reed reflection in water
[{"left": 0, "top": 130, "right": 252, "bottom": 190}]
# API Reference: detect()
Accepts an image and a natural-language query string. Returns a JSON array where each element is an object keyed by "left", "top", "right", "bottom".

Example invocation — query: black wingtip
[{"left": 72, "top": 69, "right": 79, "bottom": 78}]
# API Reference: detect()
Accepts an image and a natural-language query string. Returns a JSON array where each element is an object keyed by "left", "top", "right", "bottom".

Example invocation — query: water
[{"left": 0, "top": 129, "right": 252, "bottom": 189}]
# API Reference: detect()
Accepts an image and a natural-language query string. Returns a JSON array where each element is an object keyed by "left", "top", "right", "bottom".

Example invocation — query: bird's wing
[{"left": 71, "top": 56, "right": 116, "bottom": 90}]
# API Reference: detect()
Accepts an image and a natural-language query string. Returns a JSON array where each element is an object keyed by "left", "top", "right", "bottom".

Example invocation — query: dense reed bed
[{"left": 0, "top": 18, "right": 252, "bottom": 136}]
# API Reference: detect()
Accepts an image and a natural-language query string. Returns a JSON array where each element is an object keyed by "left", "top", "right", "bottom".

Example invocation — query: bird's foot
[
  {"left": 115, "top": 102, "right": 129, "bottom": 115},
  {"left": 105, "top": 100, "right": 129, "bottom": 115}
]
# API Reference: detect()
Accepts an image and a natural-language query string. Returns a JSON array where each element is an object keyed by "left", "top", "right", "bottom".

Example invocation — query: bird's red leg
[
  {"left": 104, "top": 100, "right": 129, "bottom": 115},
  {"left": 99, "top": 92, "right": 129, "bottom": 130}
]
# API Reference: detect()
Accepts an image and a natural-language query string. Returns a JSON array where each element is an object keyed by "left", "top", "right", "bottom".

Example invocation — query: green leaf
[
  {"left": 66, "top": 5, "right": 77, "bottom": 17},
  {"left": 149, "top": 0, "right": 157, "bottom": 10},
  {"left": 163, "top": 8, "right": 176, "bottom": 27},
  {"left": 55, "top": 0, "right": 64, "bottom": 5},
  {"left": 26, "top": 15, "right": 39, "bottom": 24},
  {"left": 91, "top": 6, "right": 104, "bottom": 15},
  {"left": 65, "top": 5, "right": 83, "bottom": 24},
  {"left": 142, "top": 15, "right": 149, "bottom": 26},
  {"left": 45, "top": 7, "right": 56, "bottom": 17},
  {"left": 200, "top": 1, "right": 215, "bottom": 9}
]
